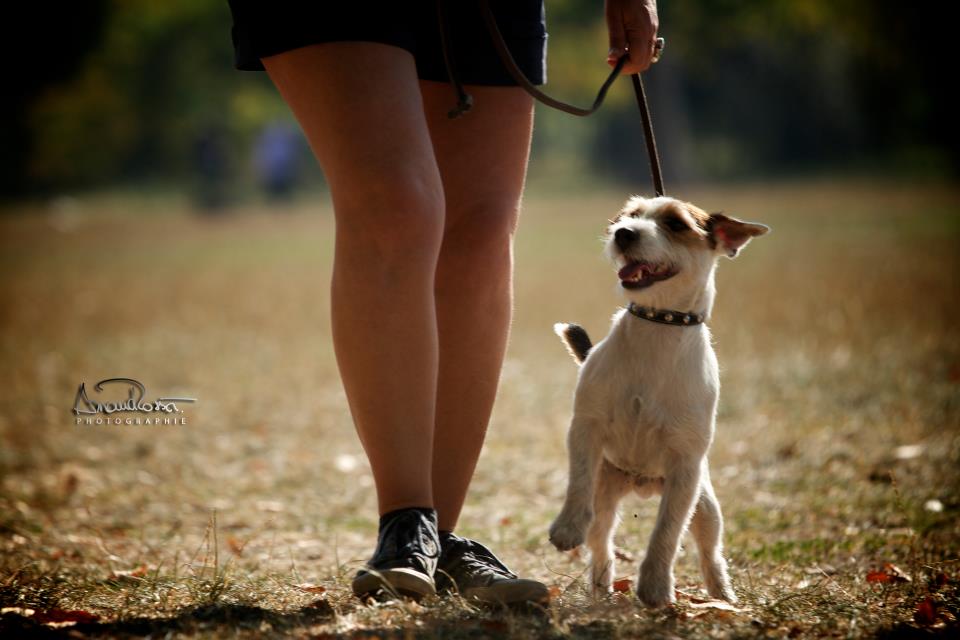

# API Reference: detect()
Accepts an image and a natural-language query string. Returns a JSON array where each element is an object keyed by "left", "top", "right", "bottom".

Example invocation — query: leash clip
[{"left": 447, "top": 93, "right": 474, "bottom": 120}]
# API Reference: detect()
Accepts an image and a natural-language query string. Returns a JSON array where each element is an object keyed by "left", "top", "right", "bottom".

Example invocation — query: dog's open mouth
[{"left": 617, "top": 260, "right": 677, "bottom": 289}]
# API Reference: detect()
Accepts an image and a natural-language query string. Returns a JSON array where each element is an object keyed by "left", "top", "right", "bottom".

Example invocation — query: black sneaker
[
  {"left": 435, "top": 532, "right": 549, "bottom": 605},
  {"left": 351, "top": 507, "right": 440, "bottom": 601}
]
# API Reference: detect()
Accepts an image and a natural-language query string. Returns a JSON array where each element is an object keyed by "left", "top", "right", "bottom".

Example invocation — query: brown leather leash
[{"left": 438, "top": 0, "right": 666, "bottom": 197}]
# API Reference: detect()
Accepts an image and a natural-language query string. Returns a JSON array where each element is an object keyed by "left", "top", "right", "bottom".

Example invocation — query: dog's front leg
[
  {"left": 636, "top": 457, "right": 702, "bottom": 607},
  {"left": 549, "top": 414, "right": 603, "bottom": 551},
  {"left": 586, "top": 460, "right": 631, "bottom": 596},
  {"left": 690, "top": 464, "right": 737, "bottom": 602}
]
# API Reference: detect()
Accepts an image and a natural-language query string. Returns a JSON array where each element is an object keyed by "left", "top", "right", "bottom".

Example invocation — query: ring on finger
[{"left": 651, "top": 37, "right": 665, "bottom": 63}]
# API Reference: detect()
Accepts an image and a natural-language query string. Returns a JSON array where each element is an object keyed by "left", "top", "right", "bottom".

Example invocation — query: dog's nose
[{"left": 614, "top": 228, "right": 638, "bottom": 250}]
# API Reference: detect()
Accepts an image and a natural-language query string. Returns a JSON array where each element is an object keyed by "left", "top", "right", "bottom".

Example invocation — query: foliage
[
  {"left": 6, "top": 1, "right": 957, "bottom": 195},
  {"left": 23, "top": 0, "right": 284, "bottom": 191}
]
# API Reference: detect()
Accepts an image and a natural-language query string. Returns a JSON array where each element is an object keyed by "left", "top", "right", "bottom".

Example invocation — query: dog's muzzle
[{"left": 614, "top": 228, "right": 637, "bottom": 251}]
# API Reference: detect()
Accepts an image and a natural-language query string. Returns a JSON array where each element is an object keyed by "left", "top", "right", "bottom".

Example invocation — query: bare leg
[
  {"left": 263, "top": 43, "right": 443, "bottom": 514},
  {"left": 586, "top": 461, "right": 631, "bottom": 596},
  {"left": 419, "top": 82, "right": 534, "bottom": 531},
  {"left": 689, "top": 465, "right": 736, "bottom": 602}
]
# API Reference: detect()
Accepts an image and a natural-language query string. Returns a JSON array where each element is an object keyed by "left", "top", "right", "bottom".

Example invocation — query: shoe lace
[{"left": 444, "top": 537, "right": 516, "bottom": 581}]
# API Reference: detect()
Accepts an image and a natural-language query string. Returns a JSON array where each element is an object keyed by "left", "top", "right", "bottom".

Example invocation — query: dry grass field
[{"left": 1, "top": 179, "right": 958, "bottom": 638}]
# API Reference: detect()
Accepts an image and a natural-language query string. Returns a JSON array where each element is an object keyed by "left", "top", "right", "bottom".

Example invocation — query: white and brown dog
[{"left": 549, "top": 195, "right": 768, "bottom": 607}]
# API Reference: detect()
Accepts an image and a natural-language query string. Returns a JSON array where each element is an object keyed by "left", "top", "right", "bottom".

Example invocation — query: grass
[{"left": 1, "top": 178, "right": 958, "bottom": 638}]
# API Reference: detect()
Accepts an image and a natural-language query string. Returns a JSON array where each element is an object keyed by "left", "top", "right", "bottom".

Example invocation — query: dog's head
[{"left": 606, "top": 196, "right": 769, "bottom": 306}]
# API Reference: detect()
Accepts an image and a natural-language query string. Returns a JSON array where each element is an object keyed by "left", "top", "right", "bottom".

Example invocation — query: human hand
[{"left": 605, "top": 0, "right": 659, "bottom": 74}]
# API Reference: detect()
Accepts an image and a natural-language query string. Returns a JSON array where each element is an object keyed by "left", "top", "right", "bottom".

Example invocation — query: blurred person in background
[
  {"left": 227, "top": 0, "right": 659, "bottom": 603},
  {"left": 253, "top": 120, "right": 301, "bottom": 201}
]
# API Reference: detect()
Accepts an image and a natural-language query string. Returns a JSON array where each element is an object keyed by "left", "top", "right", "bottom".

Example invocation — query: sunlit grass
[{"left": 1, "top": 178, "right": 958, "bottom": 637}]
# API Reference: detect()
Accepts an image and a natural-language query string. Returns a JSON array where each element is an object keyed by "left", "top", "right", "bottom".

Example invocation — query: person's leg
[
  {"left": 418, "top": 82, "right": 535, "bottom": 532},
  {"left": 263, "top": 43, "right": 443, "bottom": 515}
]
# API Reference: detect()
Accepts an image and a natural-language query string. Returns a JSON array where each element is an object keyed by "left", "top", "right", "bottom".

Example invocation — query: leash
[{"left": 438, "top": 0, "right": 666, "bottom": 198}]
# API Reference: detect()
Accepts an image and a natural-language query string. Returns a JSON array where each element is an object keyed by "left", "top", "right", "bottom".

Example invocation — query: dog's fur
[{"left": 549, "top": 195, "right": 768, "bottom": 607}]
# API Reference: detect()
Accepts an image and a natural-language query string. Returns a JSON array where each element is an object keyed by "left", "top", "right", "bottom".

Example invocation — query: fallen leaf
[
  {"left": 914, "top": 597, "right": 937, "bottom": 625},
  {"left": 297, "top": 583, "right": 327, "bottom": 594},
  {"left": 676, "top": 589, "right": 709, "bottom": 604},
  {"left": 612, "top": 578, "right": 632, "bottom": 593},
  {"left": 499, "top": 516, "right": 512, "bottom": 526},
  {"left": 227, "top": 536, "right": 245, "bottom": 555},
  {"left": 33, "top": 609, "right": 100, "bottom": 625},
  {"left": 866, "top": 563, "right": 911, "bottom": 584},
  {"left": 884, "top": 563, "right": 911, "bottom": 582},
  {"left": 689, "top": 600, "right": 744, "bottom": 613},
  {"left": 866, "top": 570, "right": 890, "bottom": 584},
  {"left": 108, "top": 565, "right": 148, "bottom": 581},
  {"left": 804, "top": 564, "right": 837, "bottom": 575},
  {"left": 924, "top": 499, "right": 944, "bottom": 513},
  {"left": 894, "top": 444, "right": 924, "bottom": 460},
  {"left": 547, "top": 586, "right": 562, "bottom": 600}
]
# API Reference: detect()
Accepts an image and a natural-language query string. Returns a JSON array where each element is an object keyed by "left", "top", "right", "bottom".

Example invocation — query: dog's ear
[{"left": 707, "top": 213, "right": 769, "bottom": 258}]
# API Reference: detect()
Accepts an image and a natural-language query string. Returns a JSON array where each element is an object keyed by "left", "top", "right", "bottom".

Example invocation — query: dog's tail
[{"left": 553, "top": 322, "right": 593, "bottom": 364}]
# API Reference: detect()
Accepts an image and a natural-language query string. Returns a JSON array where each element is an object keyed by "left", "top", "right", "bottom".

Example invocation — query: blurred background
[{"left": 2, "top": 0, "right": 955, "bottom": 202}]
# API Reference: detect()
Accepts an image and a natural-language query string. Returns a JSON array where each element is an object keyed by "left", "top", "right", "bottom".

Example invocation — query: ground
[{"left": 1, "top": 179, "right": 958, "bottom": 638}]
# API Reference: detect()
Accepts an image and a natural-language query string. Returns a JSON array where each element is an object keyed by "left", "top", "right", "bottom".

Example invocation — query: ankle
[
  {"left": 378, "top": 502, "right": 434, "bottom": 518},
  {"left": 379, "top": 506, "right": 437, "bottom": 530}
]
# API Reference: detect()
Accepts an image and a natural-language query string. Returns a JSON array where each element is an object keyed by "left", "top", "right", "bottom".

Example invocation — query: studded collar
[{"left": 627, "top": 302, "right": 706, "bottom": 327}]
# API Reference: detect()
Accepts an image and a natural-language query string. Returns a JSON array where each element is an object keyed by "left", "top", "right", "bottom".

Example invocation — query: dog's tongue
[{"left": 618, "top": 262, "right": 645, "bottom": 280}]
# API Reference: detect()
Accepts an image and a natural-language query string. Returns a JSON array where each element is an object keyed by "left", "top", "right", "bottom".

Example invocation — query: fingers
[
  {"left": 605, "top": 0, "right": 659, "bottom": 74},
  {"left": 606, "top": 1, "right": 628, "bottom": 68},
  {"left": 617, "top": 22, "right": 658, "bottom": 74},
  {"left": 607, "top": 37, "right": 656, "bottom": 74},
  {"left": 626, "top": 29, "right": 656, "bottom": 73}
]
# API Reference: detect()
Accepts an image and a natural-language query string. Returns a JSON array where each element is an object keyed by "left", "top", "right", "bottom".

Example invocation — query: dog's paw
[
  {"left": 703, "top": 557, "right": 737, "bottom": 603},
  {"left": 636, "top": 565, "right": 675, "bottom": 608},
  {"left": 715, "top": 584, "right": 738, "bottom": 604},
  {"left": 590, "top": 580, "right": 613, "bottom": 599},
  {"left": 706, "top": 577, "right": 738, "bottom": 604},
  {"left": 549, "top": 512, "right": 590, "bottom": 551}
]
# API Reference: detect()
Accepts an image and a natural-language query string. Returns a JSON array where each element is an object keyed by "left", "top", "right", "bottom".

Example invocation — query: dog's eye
[{"left": 662, "top": 217, "right": 688, "bottom": 232}]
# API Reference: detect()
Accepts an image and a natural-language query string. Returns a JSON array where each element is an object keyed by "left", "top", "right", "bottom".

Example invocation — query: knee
[
  {"left": 332, "top": 170, "right": 445, "bottom": 268},
  {"left": 441, "top": 196, "right": 520, "bottom": 261}
]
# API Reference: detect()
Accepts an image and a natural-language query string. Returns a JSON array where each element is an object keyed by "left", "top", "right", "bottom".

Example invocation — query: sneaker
[
  {"left": 351, "top": 507, "right": 440, "bottom": 601},
  {"left": 435, "top": 532, "right": 549, "bottom": 605}
]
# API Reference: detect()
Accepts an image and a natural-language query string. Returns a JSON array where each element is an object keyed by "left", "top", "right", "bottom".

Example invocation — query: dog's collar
[{"left": 627, "top": 302, "right": 706, "bottom": 326}]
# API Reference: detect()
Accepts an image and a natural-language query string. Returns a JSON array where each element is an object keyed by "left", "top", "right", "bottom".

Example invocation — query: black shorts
[{"left": 228, "top": 1, "right": 547, "bottom": 86}]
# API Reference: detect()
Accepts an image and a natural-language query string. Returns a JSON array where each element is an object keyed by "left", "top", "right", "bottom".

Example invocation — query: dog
[{"left": 548, "top": 195, "right": 768, "bottom": 607}]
